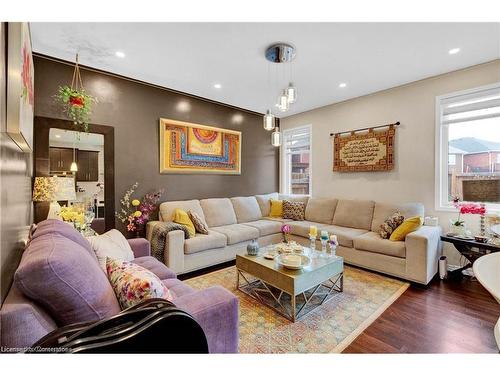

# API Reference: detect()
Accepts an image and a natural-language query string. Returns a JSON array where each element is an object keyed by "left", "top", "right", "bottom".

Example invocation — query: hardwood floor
[
  {"left": 181, "top": 261, "right": 499, "bottom": 353},
  {"left": 343, "top": 275, "right": 500, "bottom": 353}
]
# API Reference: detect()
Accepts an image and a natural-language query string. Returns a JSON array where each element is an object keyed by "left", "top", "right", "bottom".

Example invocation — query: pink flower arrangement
[
  {"left": 281, "top": 224, "right": 291, "bottom": 243},
  {"left": 451, "top": 197, "right": 486, "bottom": 226}
]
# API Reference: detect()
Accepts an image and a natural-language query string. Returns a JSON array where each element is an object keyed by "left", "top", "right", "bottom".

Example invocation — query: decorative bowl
[{"left": 276, "top": 254, "right": 311, "bottom": 270}]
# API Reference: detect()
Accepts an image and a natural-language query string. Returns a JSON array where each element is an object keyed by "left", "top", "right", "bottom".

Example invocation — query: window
[
  {"left": 436, "top": 83, "right": 500, "bottom": 211},
  {"left": 282, "top": 125, "right": 311, "bottom": 195}
]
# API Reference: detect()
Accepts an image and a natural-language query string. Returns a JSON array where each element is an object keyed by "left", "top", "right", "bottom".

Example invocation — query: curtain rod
[{"left": 330, "top": 122, "right": 400, "bottom": 137}]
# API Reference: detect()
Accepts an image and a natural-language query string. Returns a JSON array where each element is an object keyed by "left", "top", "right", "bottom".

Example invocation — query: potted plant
[
  {"left": 54, "top": 54, "right": 97, "bottom": 132},
  {"left": 450, "top": 197, "right": 486, "bottom": 236}
]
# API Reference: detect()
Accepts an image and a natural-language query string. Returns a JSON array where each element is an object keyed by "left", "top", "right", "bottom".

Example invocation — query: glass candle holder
[
  {"left": 309, "top": 235, "right": 318, "bottom": 258},
  {"left": 320, "top": 238, "right": 328, "bottom": 257}
]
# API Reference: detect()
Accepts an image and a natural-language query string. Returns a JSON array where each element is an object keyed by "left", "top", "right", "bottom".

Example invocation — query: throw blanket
[{"left": 150, "top": 221, "right": 191, "bottom": 262}]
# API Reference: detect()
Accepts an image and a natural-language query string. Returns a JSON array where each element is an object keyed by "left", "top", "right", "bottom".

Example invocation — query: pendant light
[
  {"left": 70, "top": 133, "right": 78, "bottom": 172},
  {"left": 286, "top": 82, "right": 297, "bottom": 103},
  {"left": 278, "top": 90, "right": 289, "bottom": 112},
  {"left": 271, "top": 126, "right": 282, "bottom": 147},
  {"left": 263, "top": 110, "right": 276, "bottom": 131}
]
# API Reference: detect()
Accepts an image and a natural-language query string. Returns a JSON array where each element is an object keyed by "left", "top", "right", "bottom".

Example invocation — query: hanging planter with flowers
[{"left": 55, "top": 54, "right": 97, "bottom": 133}]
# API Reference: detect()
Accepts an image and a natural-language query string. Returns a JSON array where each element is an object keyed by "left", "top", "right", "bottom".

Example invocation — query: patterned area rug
[{"left": 185, "top": 265, "right": 409, "bottom": 353}]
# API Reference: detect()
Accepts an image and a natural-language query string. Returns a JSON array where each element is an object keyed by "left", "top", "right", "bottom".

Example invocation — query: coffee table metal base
[{"left": 236, "top": 269, "right": 343, "bottom": 322}]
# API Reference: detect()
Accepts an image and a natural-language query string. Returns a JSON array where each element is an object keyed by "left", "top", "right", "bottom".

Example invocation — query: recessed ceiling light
[
  {"left": 448, "top": 48, "right": 460, "bottom": 55},
  {"left": 115, "top": 51, "right": 126, "bottom": 58},
  {"left": 213, "top": 83, "right": 222, "bottom": 89},
  {"left": 339, "top": 83, "right": 347, "bottom": 88},
  {"left": 55, "top": 134, "right": 61, "bottom": 138}
]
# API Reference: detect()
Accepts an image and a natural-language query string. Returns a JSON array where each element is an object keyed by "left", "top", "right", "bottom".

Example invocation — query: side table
[{"left": 440, "top": 235, "right": 500, "bottom": 278}]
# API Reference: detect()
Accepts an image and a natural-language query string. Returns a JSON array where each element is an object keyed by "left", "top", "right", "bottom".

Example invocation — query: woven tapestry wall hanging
[
  {"left": 159, "top": 118, "right": 241, "bottom": 174},
  {"left": 333, "top": 125, "right": 396, "bottom": 172}
]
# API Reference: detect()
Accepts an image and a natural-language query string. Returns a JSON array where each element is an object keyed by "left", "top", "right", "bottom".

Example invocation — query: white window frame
[
  {"left": 435, "top": 82, "right": 500, "bottom": 212},
  {"left": 281, "top": 124, "right": 312, "bottom": 196},
  {"left": 448, "top": 154, "right": 456, "bottom": 166}
]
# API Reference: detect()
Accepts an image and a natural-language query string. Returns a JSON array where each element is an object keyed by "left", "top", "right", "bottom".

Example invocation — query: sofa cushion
[
  {"left": 184, "top": 230, "right": 227, "bottom": 254},
  {"left": 332, "top": 199, "right": 375, "bottom": 230},
  {"left": 107, "top": 258, "right": 173, "bottom": 309},
  {"left": 305, "top": 198, "right": 338, "bottom": 224},
  {"left": 132, "top": 256, "right": 177, "bottom": 280},
  {"left": 87, "top": 229, "right": 135, "bottom": 271},
  {"left": 211, "top": 224, "right": 260, "bottom": 245},
  {"left": 283, "top": 200, "right": 306, "bottom": 221},
  {"left": 200, "top": 198, "right": 237, "bottom": 227},
  {"left": 289, "top": 221, "right": 325, "bottom": 238},
  {"left": 188, "top": 210, "right": 209, "bottom": 234},
  {"left": 173, "top": 208, "right": 196, "bottom": 237},
  {"left": 162, "top": 278, "right": 195, "bottom": 299},
  {"left": 159, "top": 199, "right": 206, "bottom": 224},
  {"left": 371, "top": 202, "right": 424, "bottom": 232},
  {"left": 320, "top": 224, "right": 369, "bottom": 248},
  {"left": 255, "top": 192, "right": 279, "bottom": 217},
  {"left": 353, "top": 231, "right": 406, "bottom": 258},
  {"left": 32, "top": 219, "right": 97, "bottom": 261},
  {"left": 269, "top": 199, "right": 283, "bottom": 218},
  {"left": 14, "top": 233, "right": 121, "bottom": 325},
  {"left": 230, "top": 196, "right": 262, "bottom": 223},
  {"left": 242, "top": 220, "right": 283, "bottom": 236}
]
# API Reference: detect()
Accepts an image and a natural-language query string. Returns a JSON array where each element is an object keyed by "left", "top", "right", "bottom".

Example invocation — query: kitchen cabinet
[
  {"left": 49, "top": 147, "right": 75, "bottom": 173},
  {"left": 76, "top": 150, "right": 99, "bottom": 182}
]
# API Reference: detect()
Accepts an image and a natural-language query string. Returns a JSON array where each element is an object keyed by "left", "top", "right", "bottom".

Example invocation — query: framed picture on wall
[
  {"left": 6, "top": 22, "right": 34, "bottom": 153},
  {"left": 159, "top": 118, "right": 241, "bottom": 174}
]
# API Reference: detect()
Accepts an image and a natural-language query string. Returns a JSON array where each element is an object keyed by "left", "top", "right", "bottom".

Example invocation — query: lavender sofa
[{"left": 0, "top": 220, "right": 239, "bottom": 353}]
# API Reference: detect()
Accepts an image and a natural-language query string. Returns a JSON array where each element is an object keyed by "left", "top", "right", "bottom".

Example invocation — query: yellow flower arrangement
[
  {"left": 133, "top": 210, "right": 142, "bottom": 218},
  {"left": 59, "top": 205, "right": 85, "bottom": 225},
  {"left": 132, "top": 199, "right": 140, "bottom": 207}
]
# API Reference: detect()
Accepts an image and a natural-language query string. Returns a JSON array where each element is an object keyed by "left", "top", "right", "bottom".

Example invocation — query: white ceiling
[{"left": 31, "top": 23, "right": 500, "bottom": 117}]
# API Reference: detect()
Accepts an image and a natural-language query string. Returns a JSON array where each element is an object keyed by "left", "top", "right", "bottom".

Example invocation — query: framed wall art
[
  {"left": 6, "top": 22, "right": 34, "bottom": 153},
  {"left": 159, "top": 118, "right": 241, "bottom": 174}
]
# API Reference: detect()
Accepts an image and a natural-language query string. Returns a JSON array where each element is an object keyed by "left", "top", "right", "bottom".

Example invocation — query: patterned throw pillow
[
  {"left": 188, "top": 210, "right": 209, "bottom": 234},
  {"left": 379, "top": 211, "right": 405, "bottom": 239},
  {"left": 282, "top": 200, "right": 306, "bottom": 221},
  {"left": 106, "top": 258, "right": 173, "bottom": 309}
]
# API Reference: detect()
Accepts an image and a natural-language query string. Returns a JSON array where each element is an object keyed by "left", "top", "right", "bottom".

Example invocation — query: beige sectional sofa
[{"left": 146, "top": 193, "right": 442, "bottom": 284}]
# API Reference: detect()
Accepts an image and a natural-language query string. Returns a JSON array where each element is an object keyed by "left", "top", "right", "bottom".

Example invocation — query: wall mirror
[{"left": 34, "top": 117, "right": 115, "bottom": 232}]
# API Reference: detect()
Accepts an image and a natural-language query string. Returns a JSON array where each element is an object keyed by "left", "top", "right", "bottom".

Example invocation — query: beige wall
[{"left": 281, "top": 60, "right": 500, "bottom": 265}]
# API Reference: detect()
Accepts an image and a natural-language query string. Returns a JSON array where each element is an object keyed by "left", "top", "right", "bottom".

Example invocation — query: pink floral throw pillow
[{"left": 106, "top": 258, "right": 173, "bottom": 309}]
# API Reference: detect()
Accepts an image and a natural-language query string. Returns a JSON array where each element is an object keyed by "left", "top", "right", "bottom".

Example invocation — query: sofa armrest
[
  {"left": 173, "top": 286, "right": 239, "bottom": 353},
  {"left": 128, "top": 238, "right": 151, "bottom": 258},
  {"left": 405, "top": 225, "right": 442, "bottom": 284},
  {"left": 146, "top": 221, "right": 185, "bottom": 273}
]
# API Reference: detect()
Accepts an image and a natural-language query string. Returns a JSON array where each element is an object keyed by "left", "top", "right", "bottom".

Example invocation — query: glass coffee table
[{"left": 236, "top": 247, "right": 344, "bottom": 322}]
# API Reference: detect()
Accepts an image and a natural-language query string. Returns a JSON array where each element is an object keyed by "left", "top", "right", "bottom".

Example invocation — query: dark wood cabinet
[
  {"left": 49, "top": 147, "right": 75, "bottom": 173},
  {"left": 76, "top": 150, "right": 99, "bottom": 182}
]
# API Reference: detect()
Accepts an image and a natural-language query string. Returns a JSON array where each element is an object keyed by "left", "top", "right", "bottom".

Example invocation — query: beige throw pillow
[
  {"left": 87, "top": 229, "right": 135, "bottom": 271},
  {"left": 188, "top": 210, "right": 209, "bottom": 234}
]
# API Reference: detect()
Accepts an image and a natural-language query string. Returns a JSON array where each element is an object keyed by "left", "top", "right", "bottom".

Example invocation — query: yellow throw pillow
[
  {"left": 389, "top": 216, "right": 422, "bottom": 241},
  {"left": 269, "top": 199, "right": 283, "bottom": 218},
  {"left": 172, "top": 208, "right": 196, "bottom": 238}
]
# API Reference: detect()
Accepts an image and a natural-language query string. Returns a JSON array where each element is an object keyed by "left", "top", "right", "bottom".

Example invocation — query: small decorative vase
[
  {"left": 282, "top": 233, "right": 289, "bottom": 244},
  {"left": 247, "top": 239, "right": 259, "bottom": 256},
  {"left": 320, "top": 238, "right": 328, "bottom": 258},
  {"left": 329, "top": 244, "right": 337, "bottom": 257}
]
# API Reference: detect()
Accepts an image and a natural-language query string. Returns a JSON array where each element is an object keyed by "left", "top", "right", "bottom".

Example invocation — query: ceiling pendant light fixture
[
  {"left": 271, "top": 126, "right": 282, "bottom": 147},
  {"left": 70, "top": 133, "right": 78, "bottom": 172},
  {"left": 286, "top": 82, "right": 297, "bottom": 104},
  {"left": 278, "top": 90, "right": 289, "bottom": 112},
  {"left": 263, "top": 110, "right": 276, "bottom": 131},
  {"left": 263, "top": 42, "right": 297, "bottom": 138}
]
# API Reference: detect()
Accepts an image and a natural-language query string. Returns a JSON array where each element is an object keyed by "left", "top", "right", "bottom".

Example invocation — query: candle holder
[
  {"left": 320, "top": 238, "right": 328, "bottom": 257},
  {"left": 309, "top": 235, "right": 318, "bottom": 258},
  {"left": 329, "top": 243, "right": 337, "bottom": 257}
]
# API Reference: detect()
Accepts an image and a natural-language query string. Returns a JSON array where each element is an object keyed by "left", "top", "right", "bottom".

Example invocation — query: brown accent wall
[
  {"left": 33, "top": 56, "right": 279, "bottom": 229},
  {"left": 0, "top": 23, "right": 33, "bottom": 303}
]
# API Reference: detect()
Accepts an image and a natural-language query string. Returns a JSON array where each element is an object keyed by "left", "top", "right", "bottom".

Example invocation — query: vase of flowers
[
  {"left": 281, "top": 224, "right": 291, "bottom": 244},
  {"left": 116, "top": 182, "right": 164, "bottom": 237},
  {"left": 449, "top": 197, "right": 486, "bottom": 236}
]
